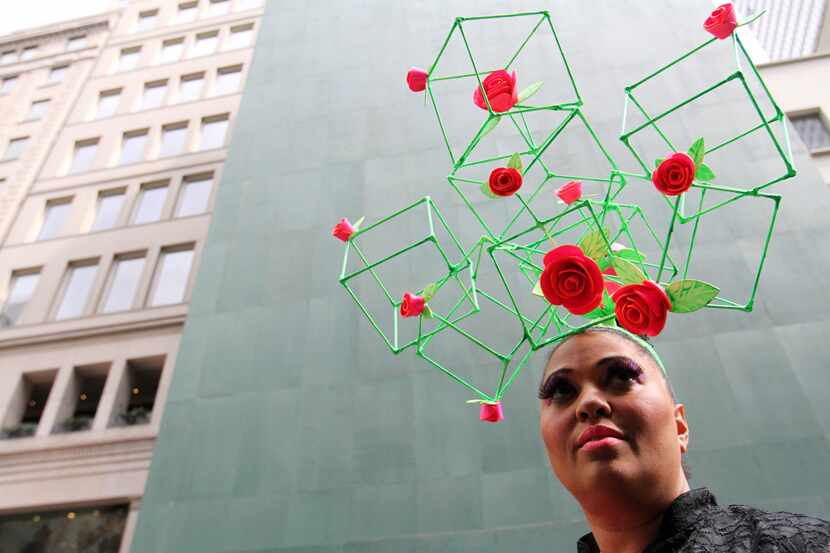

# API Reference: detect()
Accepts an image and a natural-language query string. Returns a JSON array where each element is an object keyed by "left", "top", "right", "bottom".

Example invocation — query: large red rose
[
  {"left": 612, "top": 280, "right": 672, "bottom": 337},
  {"left": 489, "top": 167, "right": 522, "bottom": 196},
  {"left": 652, "top": 153, "right": 696, "bottom": 196},
  {"left": 473, "top": 70, "right": 518, "bottom": 113},
  {"left": 704, "top": 3, "right": 737, "bottom": 39},
  {"left": 539, "top": 245, "right": 604, "bottom": 315}
]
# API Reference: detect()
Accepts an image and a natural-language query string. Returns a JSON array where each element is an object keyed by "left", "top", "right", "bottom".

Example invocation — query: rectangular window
[
  {"left": 20, "top": 46, "right": 37, "bottom": 61},
  {"left": 90, "top": 189, "right": 126, "bottom": 231},
  {"left": 69, "top": 138, "right": 99, "bottom": 174},
  {"left": 37, "top": 198, "right": 72, "bottom": 240},
  {"left": 1, "top": 371, "right": 56, "bottom": 439},
  {"left": 227, "top": 24, "right": 254, "bottom": 49},
  {"left": 192, "top": 31, "right": 219, "bottom": 57},
  {"left": 175, "top": 174, "right": 213, "bottom": 217},
  {"left": 96, "top": 88, "right": 121, "bottom": 118},
  {"left": 214, "top": 65, "right": 242, "bottom": 95},
  {"left": 119, "top": 129, "right": 149, "bottom": 165},
  {"left": 176, "top": 1, "right": 198, "bottom": 23},
  {"left": 132, "top": 183, "right": 168, "bottom": 224},
  {"left": 48, "top": 65, "right": 67, "bottom": 84},
  {"left": 141, "top": 80, "right": 168, "bottom": 110},
  {"left": 207, "top": 0, "right": 230, "bottom": 16},
  {"left": 1, "top": 75, "right": 17, "bottom": 94},
  {"left": 0, "top": 51, "right": 17, "bottom": 64},
  {"left": 0, "top": 505, "right": 128, "bottom": 542},
  {"left": 160, "top": 122, "right": 188, "bottom": 157},
  {"left": 177, "top": 72, "right": 204, "bottom": 102},
  {"left": 160, "top": 38, "right": 185, "bottom": 63},
  {"left": 3, "top": 136, "right": 29, "bottom": 161},
  {"left": 136, "top": 9, "right": 158, "bottom": 32},
  {"left": 55, "top": 261, "right": 98, "bottom": 320},
  {"left": 59, "top": 364, "right": 109, "bottom": 432},
  {"left": 100, "top": 253, "right": 145, "bottom": 313},
  {"left": 149, "top": 246, "right": 194, "bottom": 306},
  {"left": 118, "top": 47, "right": 141, "bottom": 72},
  {"left": 66, "top": 35, "right": 87, "bottom": 51},
  {"left": 790, "top": 113, "right": 830, "bottom": 152},
  {"left": 199, "top": 114, "right": 229, "bottom": 150},
  {"left": 26, "top": 99, "right": 49, "bottom": 121},
  {"left": 117, "top": 356, "right": 164, "bottom": 426},
  {"left": 0, "top": 270, "right": 40, "bottom": 327}
]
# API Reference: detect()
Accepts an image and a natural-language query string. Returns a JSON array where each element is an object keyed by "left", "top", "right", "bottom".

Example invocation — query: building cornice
[{"left": 0, "top": 13, "right": 115, "bottom": 50}]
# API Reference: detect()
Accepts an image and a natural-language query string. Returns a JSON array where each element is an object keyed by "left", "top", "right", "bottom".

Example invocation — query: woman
[{"left": 539, "top": 326, "right": 830, "bottom": 552}]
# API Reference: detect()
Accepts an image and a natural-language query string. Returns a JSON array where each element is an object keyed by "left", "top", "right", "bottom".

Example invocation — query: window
[
  {"left": 55, "top": 261, "right": 98, "bottom": 320},
  {"left": 25, "top": 99, "right": 49, "bottom": 121},
  {"left": 48, "top": 65, "right": 67, "bottom": 84},
  {"left": 227, "top": 24, "right": 254, "bottom": 49},
  {"left": 20, "top": 46, "right": 37, "bottom": 61},
  {"left": 160, "top": 122, "right": 188, "bottom": 157},
  {"left": 0, "top": 51, "right": 17, "bottom": 64},
  {"left": 141, "top": 80, "right": 168, "bottom": 109},
  {"left": 132, "top": 183, "right": 168, "bottom": 224},
  {"left": 192, "top": 31, "right": 219, "bottom": 57},
  {"left": 117, "top": 356, "right": 164, "bottom": 426},
  {"left": 119, "top": 129, "right": 149, "bottom": 165},
  {"left": 149, "top": 246, "right": 194, "bottom": 306},
  {"left": 790, "top": 113, "right": 830, "bottom": 152},
  {"left": 100, "top": 253, "right": 145, "bottom": 313},
  {"left": 177, "top": 72, "right": 204, "bottom": 102},
  {"left": 1, "top": 371, "right": 56, "bottom": 439},
  {"left": 118, "top": 47, "right": 141, "bottom": 72},
  {"left": 0, "top": 505, "right": 128, "bottom": 548},
  {"left": 176, "top": 1, "right": 198, "bottom": 23},
  {"left": 199, "top": 115, "right": 229, "bottom": 150},
  {"left": 3, "top": 137, "right": 29, "bottom": 161},
  {"left": 66, "top": 35, "right": 86, "bottom": 51},
  {"left": 1, "top": 75, "right": 17, "bottom": 94},
  {"left": 136, "top": 9, "right": 158, "bottom": 32},
  {"left": 37, "top": 198, "right": 72, "bottom": 240},
  {"left": 96, "top": 88, "right": 121, "bottom": 118},
  {"left": 90, "top": 189, "right": 125, "bottom": 231},
  {"left": 176, "top": 174, "right": 213, "bottom": 216},
  {"left": 0, "top": 270, "right": 40, "bottom": 327},
  {"left": 69, "top": 139, "right": 99, "bottom": 174},
  {"left": 161, "top": 38, "right": 184, "bottom": 63},
  {"left": 214, "top": 65, "right": 242, "bottom": 95},
  {"left": 59, "top": 364, "right": 109, "bottom": 432},
  {"left": 207, "top": 0, "right": 230, "bottom": 16}
]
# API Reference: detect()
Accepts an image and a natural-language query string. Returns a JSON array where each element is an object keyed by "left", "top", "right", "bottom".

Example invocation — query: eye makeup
[{"left": 538, "top": 356, "right": 644, "bottom": 402}]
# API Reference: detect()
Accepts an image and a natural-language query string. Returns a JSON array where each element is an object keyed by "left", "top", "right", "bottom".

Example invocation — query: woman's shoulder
[{"left": 718, "top": 502, "right": 830, "bottom": 551}]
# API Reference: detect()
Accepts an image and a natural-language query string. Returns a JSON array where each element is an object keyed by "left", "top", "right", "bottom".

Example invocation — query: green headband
[{"left": 593, "top": 325, "right": 668, "bottom": 378}]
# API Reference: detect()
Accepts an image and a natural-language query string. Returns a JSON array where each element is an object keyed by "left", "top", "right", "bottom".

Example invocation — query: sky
[{"left": 0, "top": 0, "right": 112, "bottom": 36}]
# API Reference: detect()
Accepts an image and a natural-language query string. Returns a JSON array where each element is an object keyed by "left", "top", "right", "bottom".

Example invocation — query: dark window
[{"left": 0, "top": 504, "right": 128, "bottom": 553}]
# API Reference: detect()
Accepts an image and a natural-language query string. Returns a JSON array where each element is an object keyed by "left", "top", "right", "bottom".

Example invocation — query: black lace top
[{"left": 576, "top": 487, "right": 830, "bottom": 552}]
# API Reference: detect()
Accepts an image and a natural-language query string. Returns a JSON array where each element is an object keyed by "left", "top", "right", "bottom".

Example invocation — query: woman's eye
[
  {"left": 609, "top": 363, "right": 642, "bottom": 384},
  {"left": 538, "top": 377, "right": 573, "bottom": 401}
]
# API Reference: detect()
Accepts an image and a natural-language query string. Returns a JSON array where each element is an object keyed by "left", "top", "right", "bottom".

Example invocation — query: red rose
[
  {"left": 480, "top": 402, "right": 504, "bottom": 423},
  {"left": 556, "top": 180, "right": 582, "bottom": 204},
  {"left": 539, "top": 245, "right": 604, "bottom": 315},
  {"left": 704, "top": 3, "right": 737, "bottom": 39},
  {"left": 612, "top": 280, "right": 672, "bottom": 337},
  {"left": 652, "top": 153, "right": 696, "bottom": 196},
  {"left": 331, "top": 217, "right": 355, "bottom": 242},
  {"left": 406, "top": 67, "right": 428, "bottom": 92},
  {"left": 473, "top": 69, "right": 518, "bottom": 113},
  {"left": 488, "top": 167, "right": 522, "bottom": 197},
  {"left": 400, "top": 292, "right": 425, "bottom": 317}
]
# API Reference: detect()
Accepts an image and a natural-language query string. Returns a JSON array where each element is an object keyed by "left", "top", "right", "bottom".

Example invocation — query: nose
[{"left": 576, "top": 387, "right": 612, "bottom": 422}]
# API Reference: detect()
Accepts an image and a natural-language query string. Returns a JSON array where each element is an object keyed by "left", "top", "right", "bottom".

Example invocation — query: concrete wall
[{"left": 131, "top": 1, "right": 830, "bottom": 551}]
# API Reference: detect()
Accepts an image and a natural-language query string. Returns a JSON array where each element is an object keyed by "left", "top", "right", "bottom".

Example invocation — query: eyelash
[{"left": 537, "top": 362, "right": 642, "bottom": 402}]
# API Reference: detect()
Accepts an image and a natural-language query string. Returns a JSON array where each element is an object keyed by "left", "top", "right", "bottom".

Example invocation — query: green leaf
[
  {"left": 665, "top": 279, "right": 720, "bottom": 313},
  {"left": 688, "top": 137, "right": 705, "bottom": 166},
  {"left": 695, "top": 163, "right": 716, "bottom": 182},
  {"left": 422, "top": 283, "right": 437, "bottom": 302},
  {"left": 614, "top": 248, "right": 646, "bottom": 264},
  {"left": 422, "top": 305, "right": 434, "bottom": 319},
  {"left": 480, "top": 181, "right": 498, "bottom": 199},
  {"left": 584, "top": 290, "right": 614, "bottom": 319},
  {"left": 577, "top": 226, "right": 610, "bottom": 262},
  {"left": 507, "top": 152, "right": 523, "bottom": 172},
  {"left": 517, "top": 80, "right": 543, "bottom": 103},
  {"left": 479, "top": 116, "right": 500, "bottom": 139},
  {"left": 610, "top": 256, "right": 647, "bottom": 285},
  {"left": 654, "top": 157, "right": 665, "bottom": 169},
  {"left": 352, "top": 215, "right": 365, "bottom": 231},
  {"left": 532, "top": 279, "right": 544, "bottom": 298}
]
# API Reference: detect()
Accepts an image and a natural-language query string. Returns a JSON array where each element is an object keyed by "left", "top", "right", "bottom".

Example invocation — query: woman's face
[{"left": 539, "top": 331, "right": 689, "bottom": 502}]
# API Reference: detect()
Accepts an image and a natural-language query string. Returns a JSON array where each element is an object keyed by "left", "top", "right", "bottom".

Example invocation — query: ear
[{"left": 674, "top": 403, "right": 689, "bottom": 453}]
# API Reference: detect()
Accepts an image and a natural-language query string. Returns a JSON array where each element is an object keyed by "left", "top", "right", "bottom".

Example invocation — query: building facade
[{"left": 0, "top": 0, "right": 264, "bottom": 551}]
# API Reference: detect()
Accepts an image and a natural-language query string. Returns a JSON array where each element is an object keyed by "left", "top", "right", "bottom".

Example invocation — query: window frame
[
  {"left": 52, "top": 258, "right": 100, "bottom": 321},
  {"left": 118, "top": 128, "right": 150, "bottom": 165},
  {"left": 68, "top": 138, "right": 100, "bottom": 175},
  {"left": 99, "top": 251, "right": 147, "bottom": 314},
  {"left": 146, "top": 243, "right": 196, "bottom": 307}
]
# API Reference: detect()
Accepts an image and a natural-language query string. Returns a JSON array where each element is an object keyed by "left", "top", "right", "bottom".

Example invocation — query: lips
[{"left": 576, "top": 424, "right": 625, "bottom": 450}]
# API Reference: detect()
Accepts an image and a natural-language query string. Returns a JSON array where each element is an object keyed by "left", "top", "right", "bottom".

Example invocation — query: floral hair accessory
[
  {"left": 406, "top": 67, "right": 428, "bottom": 92},
  {"left": 556, "top": 181, "right": 583, "bottom": 204},
  {"left": 704, "top": 3, "right": 738, "bottom": 39}
]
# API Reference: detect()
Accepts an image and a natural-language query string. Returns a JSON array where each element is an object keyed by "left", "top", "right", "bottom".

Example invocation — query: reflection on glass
[
  {"left": 175, "top": 177, "right": 212, "bottom": 217},
  {"left": 199, "top": 118, "right": 228, "bottom": 150},
  {"left": 132, "top": 186, "right": 168, "bottom": 224},
  {"left": 0, "top": 271, "right": 40, "bottom": 327},
  {"left": 69, "top": 140, "right": 98, "bottom": 174},
  {"left": 178, "top": 74, "right": 204, "bottom": 102},
  {"left": 0, "top": 504, "right": 128, "bottom": 553},
  {"left": 37, "top": 200, "right": 71, "bottom": 240},
  {"left": 101, "top": 256, "right": 145, "bottom": 313},
  {"left": 214, "top": 67, "right": 241, "bottom": 95},
  {"left": 141, "top": 82, "right": 167, "bottom": 110},
  {"left": 160, "top": 125, "right": 188, "bottom": 157},
  {"left": 150, "top": 249, "right": 194, "bottom": 306},
  {"left": 119, "top": 131, "right": 148, "bottom": 165},
  {"left": 90, "top": 192, "right": 125, "bottom": 231},
  {"left": 55, "top": 264, "right": 98, "bottom": 320},
  {"left": 96, "top": 90, "right": 121, "bottom": 118}
]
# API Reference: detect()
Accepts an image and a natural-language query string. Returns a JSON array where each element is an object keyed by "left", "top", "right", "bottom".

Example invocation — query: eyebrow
[{"left": 542, "top": 356, "right": 639, "bottom": 384}]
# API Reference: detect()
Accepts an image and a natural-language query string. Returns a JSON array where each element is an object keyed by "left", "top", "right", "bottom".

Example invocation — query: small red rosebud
[
  {"left": 406, "top": 67, "right": 428, "bottom": 92},
  {"left": 400, "top": 292, "right": 425, "bottom": 317},
  {"left": 556, "top": 180, "right": 583, "bottom": 204},
  {"left": 480, "top": 402, "right": 504, "bottom": 423},
  {"left": 704, "top": 3, "right": 738, "bottom": 39},
  {"left": 331, "top": 218, "right": 355, "bottom": 242}
]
